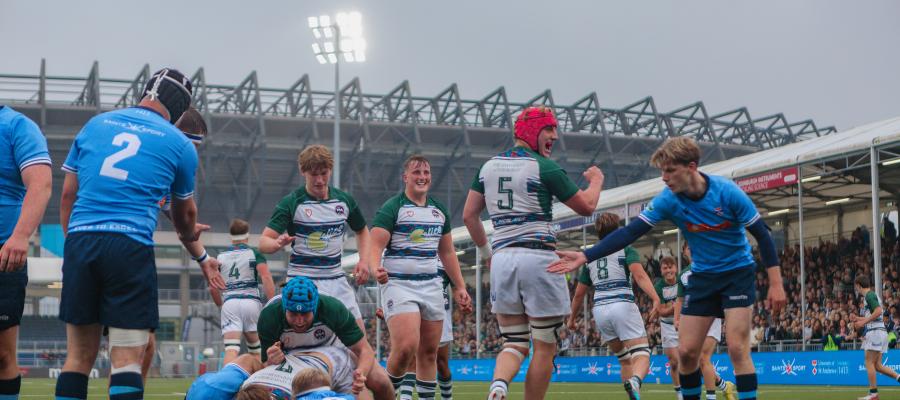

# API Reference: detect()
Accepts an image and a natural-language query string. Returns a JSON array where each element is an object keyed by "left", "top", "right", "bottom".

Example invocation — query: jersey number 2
[
  {"left": 100, "top": 133, "right": 141, "bottom": 181},
  {"left": 497, "top": 177, "right": 513, "bottom": 210}
]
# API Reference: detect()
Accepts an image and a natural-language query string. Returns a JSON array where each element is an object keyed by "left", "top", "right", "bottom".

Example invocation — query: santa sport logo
[{"left": 771, "top": 358, "right": 806, "bottom": 375}]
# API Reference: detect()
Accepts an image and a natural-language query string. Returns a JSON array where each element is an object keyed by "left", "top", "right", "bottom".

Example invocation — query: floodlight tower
[{"left": 308, "top": 12, "right": 366, "bottom": 189}]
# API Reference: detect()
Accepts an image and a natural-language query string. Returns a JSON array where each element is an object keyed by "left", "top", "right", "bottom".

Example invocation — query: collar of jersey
[
  {"left": 677, "top": 172, "right": 712, "bottom": 202},
  {"left": 400, "top": 191, "right": 431, "bottom": 208},
  {"left": 230, "top": 243, "right": 249, "bottom": 251},
  {"left": 132, "top": 105, "right": 166, "bottom": 120},
  {"left": 300, "top": 186, "right": 335, "bottom": 202}
]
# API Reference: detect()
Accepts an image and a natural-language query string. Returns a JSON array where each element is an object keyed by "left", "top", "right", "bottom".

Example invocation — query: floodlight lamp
[
  {"left": 316, "top": 54, "right": 328, "bottom": 64},
  {"left": 318, "top": 15, "right": 331, "bottom": 27},
  {"left": 308, "top": 17, "right": 319, "bottom": 28},
  {"left": 323, "top": 41, "right": 335, "bottom": 53},
  {"left": 311, "top": 43, "right": 322, "bottom": 54},
  {"left": 327, "top": 53, "right": 337, "bottom": 63},
  {"left": 355, "top": 52, "right": 366, "bottom": 62},
  {"left": 312, "top": 28, "right": 322, "bottom": 39},
  {"left": 336, "top": 12, "right": 349, "bottom": 27},
  {"left": 344, "top": 52, "right": 355, "bottom": 62}
]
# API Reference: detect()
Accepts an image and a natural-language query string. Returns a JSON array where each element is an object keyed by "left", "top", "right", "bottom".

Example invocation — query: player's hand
[
  {"left": 265, "top": 341, "right": 284, "bottom": 366},
  {"left": 853, "top": 320, "right": 866, "bottom": 330},
  {"left": 200, "top": 258, "right": 226, "bottom": 290},
  {"left": 374, "top": 265, "right": 388, "bottom": 284},
  {"left": 674, "top": 318, "right": 680, "bottom": 331},
  {"left": 767, "top": 282, "right": 787, "bottom": 314},
  {"left": 275, "top": 233, "right": 293, "bottom": 248},
  {"left": 354, "top": 261, "right": 370, "bottom": 285},
  {"left": 547, "top": 251, "right": 587, "bottom": 274},
  {"left": 460, "top": 300, "right": 474, "bottom": 314},
  {"left": 583, "top": 166, "right": 604, "bottom": 186},
  {"left": 649, "top": 299, "right": 661, "bottom": 322},
  {"left": 0, "top": 234, "right": 29, "bottom": 272},
  {"left": 566, "top": 315, "right": 578, "bottom": 331},
  {"left": 352, "top": 368, "right": 367, "bottom": 394},
  {"left": 375, "top": 308, "right": 385, "bottom": 321},
  {"left": 181, "top": 223, "right": 211, "bottom": 243},
  {"left": 453, "top": 287, "right": 471, "bottom": 310}
]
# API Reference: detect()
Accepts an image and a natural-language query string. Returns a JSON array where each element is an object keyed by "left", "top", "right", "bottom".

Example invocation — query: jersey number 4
[
  {"left": 497, "top": 176, "right": 514, "bottom": 210},
  {"left": 100, "top": 133, "right": 142, "bottom": 181}
]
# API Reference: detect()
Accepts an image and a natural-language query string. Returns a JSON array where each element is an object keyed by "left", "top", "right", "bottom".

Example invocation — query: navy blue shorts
[
  {"left": 0, "top": 244, "right": 27, "bottom": 330},
  {"left": 59, "top": 232, "right": 159, "bottom": 330},
  {"left": 681, "top": 266, "right": 756, "bottom": 318}
]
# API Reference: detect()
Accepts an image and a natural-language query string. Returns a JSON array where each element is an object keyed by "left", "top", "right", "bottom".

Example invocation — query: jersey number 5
[
  {"left": 100, "top": 133, "right": 142, "bottom": 181},
  {"left": 497, "top": 176, "right": 513, "bottom": 210}
]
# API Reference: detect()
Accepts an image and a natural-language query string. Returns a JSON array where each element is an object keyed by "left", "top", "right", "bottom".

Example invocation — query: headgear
[
  {"left": 514, "top": 106, "right": 557, "bottom": 152},
  {"left": 282, "top": 276, "right": 320, "bottom": 316},
  {"left": 142, "top": 68, "right": 193, "bottom": 123}
]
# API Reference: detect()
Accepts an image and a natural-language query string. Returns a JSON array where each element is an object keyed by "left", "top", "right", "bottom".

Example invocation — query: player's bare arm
[
  {"left": 59, "top": 172, "right": 79, "bottom": 235},
  {"left": 629, "top": 262, "right": 661, "bottom": 320},
  {"left": 462, "top": 189, "right": 492, "bottom": 268},
  {"left": 437, "top": 233, "right": 471, "bottom": 308},
  {"left": 0, "top": 164, "right": 50, "bottom": 271},
  {"left": 257, "top": 262, "right": 276, "bottom": 300},
  {"left": 347, "top": 338, "right": 376, "bottom": 393},
  {"left": 368, "top": 227, "right": 391, "bottom": 284},
  {"left": 566, "top": 282, "right": 591, "bottom": 331},
  {"left": 353, "top": 226, "right": 371, "bottom": 284},
  {"left": 259, "top": 227, "right": 292, "bottom": 254},
  {"left": 562, "top": 166, "right": 604, "bottom": 216}
]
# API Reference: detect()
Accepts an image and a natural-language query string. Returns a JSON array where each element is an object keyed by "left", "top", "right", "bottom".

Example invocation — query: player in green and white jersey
[
  {"left": 370, "top": 155, "right": 471, "bottom": 400},
  {"left": 258, "top": 276, "right": 394, "bottom": 400},
  {"left": 210, "top": 219, "right": 276, "bottom": 364},
  {"left": 654, "top": 256, "right": 683, "bottom": 400},
  {"left": 462, "top": 106, "right": 603, "bottom": 400},
  {"left": 260, "top": 145, "right": 371, "bottom": 329},
  {"left": 851, "top": 275, "right": 900, "bottom": 400},
  {"left": 567, "top": 213, "right": 660, "bottom": 400}
]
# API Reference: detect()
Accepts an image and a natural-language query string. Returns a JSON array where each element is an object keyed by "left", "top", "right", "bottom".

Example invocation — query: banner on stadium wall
[
  {"left": 735, "top": 167, "right": 798, "bottom": 194},
  {"left": 449, "top": 350, "right": 900, "bottom": 386}
]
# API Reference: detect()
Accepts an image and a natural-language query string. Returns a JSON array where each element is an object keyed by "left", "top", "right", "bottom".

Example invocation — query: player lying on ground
[
  {"left": 567, "top": 212, "right": 660, "bottom": 400},
  {"left": 186, "top": 347, "right": 358, "bottom": 400},
  {"left": 463, "top": 105, "right": 603, "bottom": 400},
  {"left": 851, "top": 274, "right": 900, "bottom": 400},
  {"left": 210, "top": 218, "right": 276, "bottom": 364},
  {"left": 551, "top": 137, "right": 786, "bottom": 400},
  {"left": 257, "top": 276, "right": 394, "bottom": 399}
]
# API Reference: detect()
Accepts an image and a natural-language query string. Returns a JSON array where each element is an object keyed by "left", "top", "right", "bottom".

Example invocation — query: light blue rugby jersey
[
  {"left": 62, "top": 106, "right": 198, "bottom": 245},
  {"left": 0, "top": 106, "right": 51, "bottom": 243},
  {"left": 638, "top": 173, "right": 760, "bottom": 273}
]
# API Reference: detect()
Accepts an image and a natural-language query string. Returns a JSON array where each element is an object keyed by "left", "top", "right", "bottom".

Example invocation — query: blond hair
[
  {"left": 650, "top": 137, "right": 701, "bottom": 168},
  {"left": 298, "top": 145, "right": 334, "bottom": 172},
  {"left": 594, "top": 212, "right": 621, "bottom": 241},
  {"left": 403, "top": 154, "right": 430, "bottom": 171},
  {"left": 292, "top": 368, "right": 333, "bottom": 396}
]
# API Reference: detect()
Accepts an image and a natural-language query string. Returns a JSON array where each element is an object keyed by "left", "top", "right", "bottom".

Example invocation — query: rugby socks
[
  {"left": 109, "top": 365, "right": 143, "bottom": 400},
  {"left": 416, "top": 379, "right": 437, "bottom": 399},
  {"left": 400, "top": 373, "right": 415, "bottom": 400},
  {"left": 0, "top": 375, "right": 20, "bottom": 400},
  {"left": 438, "top": 373, "right": 452, "bottom": 399},
  {"left": 735, "top": 373, "right": 757, "bottom": 400},
  {"left": 679, "top": 369, "right": 702, "bottom": 400},
  {"left": 705, "top": 389, "right": 716, "bottom": 400},
  {"left": 55, "top": 371, "right": 88, "bottom": 400},
  {"left": 715, "top": 375, "right": 726, "bottom": 391},
  {"left": 896, "top": 375, "right": 900, "bottom": 383},
  {"left": 870, "top": 388, "right": 878, "bottom": 395},
  {"left": 388, "top": 373, "right": 404, "bottom": 397},
  {"left": 674, "top": 385, "right": 683, "bottom": 400}
]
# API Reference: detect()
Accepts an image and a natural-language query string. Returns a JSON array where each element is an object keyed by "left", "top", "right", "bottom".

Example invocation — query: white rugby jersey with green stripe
[
  {"left": 372, "top": 193, "right": 451, "bottom": 275},
  {"left": 471, "top": 147, "right": 579, "bottom": 250},
  {"left": 577, "top": 246, "right": 641, "bottom": 306},
  {"left": 267, "top": 186, "right": 366, "bottom": 279},
  {"left": 654, "top": 275, "right": 680, "bottom": 324},
  {"left": 216, "top": 243, "right": 267, "bottom": 301},
  {"left": 863, "top": 290, "right": 886, "bottom": 333}
]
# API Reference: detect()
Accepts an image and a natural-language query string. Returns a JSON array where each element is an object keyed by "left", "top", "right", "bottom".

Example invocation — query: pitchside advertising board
[{"left": 449, "top": 350, "right": 900, "bottom": 386}]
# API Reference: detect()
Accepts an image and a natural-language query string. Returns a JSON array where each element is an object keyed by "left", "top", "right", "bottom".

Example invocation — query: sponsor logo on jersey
[
  {"left": 685, "top": 221, "right": 732, "bottom": 233},
  {"left": 306, "top": 232, "right": 329, "bottom": 252},
  {"left": 406, "top": 210, "right": 415, "bottom": 218},
  {"left": 714, "top": 206, "right": 724, "bottom": 217},
  {"left": 432, "top": 209, "right": 441, "bottom": 219},
  {"left": 304, "top": 208, "right": 313, "bottom": 218},
  {"left": 410, "top": 229, "right": 427, "bottom": 244},
  {"left": 335, "top": 205, "right": 345, "bottom": 216},
  {"left": 314, "top": 329, "right": 326, "bottom": 340}
]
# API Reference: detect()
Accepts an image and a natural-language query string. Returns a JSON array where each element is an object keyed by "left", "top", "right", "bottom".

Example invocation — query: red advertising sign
[{"left": 735, "top": 167, "right": 798, "bottom": 194}]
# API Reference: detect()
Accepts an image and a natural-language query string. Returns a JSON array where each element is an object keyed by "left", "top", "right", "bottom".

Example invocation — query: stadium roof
[{"left": 342, "top": 115, "right": 900, "bottom": 268}]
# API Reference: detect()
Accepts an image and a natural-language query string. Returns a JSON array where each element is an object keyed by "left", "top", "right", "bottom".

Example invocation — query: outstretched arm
[{"left": 548, "top": 219, "right": 653, "bottom": 274}]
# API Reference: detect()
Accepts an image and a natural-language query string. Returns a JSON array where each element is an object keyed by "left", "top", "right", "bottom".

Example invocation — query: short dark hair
[
  {"left": 175, "top": 107, "right": 208, "bottom": 136},
  {"left": 854, "top": 275, "right": 871, "bottom": 289},
  {"left": 229, "top": 218, "right": 249, "bottom": 236},
  {"left": 594, "top": 212, "right": 620, "bottom": 240},
  {"left": 235, "top": 384, "right": 271, "bottom": 400}
]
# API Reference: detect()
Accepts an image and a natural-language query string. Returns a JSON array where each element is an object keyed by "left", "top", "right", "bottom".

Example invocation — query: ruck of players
[{"left": 2, "top": 65, "right": 898, "bottom": 400}]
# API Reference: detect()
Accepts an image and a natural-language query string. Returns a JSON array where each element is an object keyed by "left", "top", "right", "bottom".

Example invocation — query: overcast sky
[{"left": 2, "top": 0, "right": 898, "bottom": 130}]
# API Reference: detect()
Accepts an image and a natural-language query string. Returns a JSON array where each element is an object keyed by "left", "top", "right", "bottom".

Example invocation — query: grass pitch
[{"left": 19, "top": 378, "right": 900, "bottom": 399}]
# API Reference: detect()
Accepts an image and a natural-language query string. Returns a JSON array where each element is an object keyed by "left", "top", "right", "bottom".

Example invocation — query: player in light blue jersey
[
  {"left": 54, "top": 68, "right": 215, "bottom": 400},
  {"left": 0, "top": 106, "right": 52, "bottom": 399},
  {"left": 551, "top": 137, "right": 786, "bottom": 400}
]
